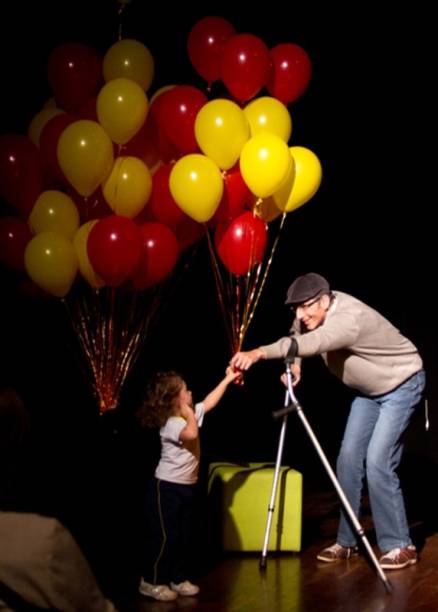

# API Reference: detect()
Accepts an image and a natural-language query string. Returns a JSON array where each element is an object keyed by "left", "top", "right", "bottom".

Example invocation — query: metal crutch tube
[
  {"left": 280, "top": 367, "right": 392, "bottom": 593},
  {"left": 259, "top": 389, "right": 290, "bottom": 569}
]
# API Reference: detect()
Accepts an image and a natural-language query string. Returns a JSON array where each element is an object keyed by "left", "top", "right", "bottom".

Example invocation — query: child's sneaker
[
  {"left": 170, "top": 580, "right": 200, "bottom": 596},
  {"left": 139, "top": 578, "right": 177, "bottom": 601}
]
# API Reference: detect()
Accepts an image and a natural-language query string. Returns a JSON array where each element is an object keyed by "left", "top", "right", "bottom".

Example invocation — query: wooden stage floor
[{"left": 115, "top": 485, "right": 438, "bottom": 612}]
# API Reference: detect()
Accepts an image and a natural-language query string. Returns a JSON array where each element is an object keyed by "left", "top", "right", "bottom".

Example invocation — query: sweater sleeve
[
  {"left": 260, "top": 317, "right": 302, "bottom": 361},
  {"left": 295, "top": 311, "right": 360, "bottom": 356},
  {"left": 260, "top": 336, "right": 292, "bottom": 359}
]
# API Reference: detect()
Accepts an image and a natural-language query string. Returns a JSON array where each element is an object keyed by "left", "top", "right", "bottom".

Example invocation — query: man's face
[{"left": 294, "top": 294, "right": 330, "bottom": 331}]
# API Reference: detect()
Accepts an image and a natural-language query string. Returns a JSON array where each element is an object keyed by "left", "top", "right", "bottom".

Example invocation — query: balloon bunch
[
  {"left": 182, "top": 16, "right": 323, "bottom": 359},
  {"left": 0, "top": 11, "right": 323, "bottom": 407},
  {"left": 0, "top": 36, "right": 198, "bottom": 413}
]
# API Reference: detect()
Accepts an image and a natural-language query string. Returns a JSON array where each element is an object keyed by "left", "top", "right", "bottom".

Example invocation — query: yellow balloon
[
  {"left": 24, "top": 232, "right": 78, "bottom": 298},
  {"left": 273, "top": 146, "right": 322, "bottom": 213},
  {"left": 194, "top": 99, "right": 250, "bottom": 170},
  {"left": 73, "top": 221, "right": 105, "bottom": 289},
  {"left": 253, "top": 196, "right": 283, "bottom": 222},
  {"left": 240, "top": 133, "right": 293, "bottom": 199},
  {"left": 103, "top": 156, "right": 152, "bottom": 218},
  {"left": 58, "top": 120, "right": 114, "bottom": 197},
  {"left": 29, "top": 190, "right": 80, "bottom": 240},
  {"left": 169, "top": 154, "right": 223, "bottom": 222},
  {"left": 243, "top": 97, "right": 292, "bottom": 143},
  {"left": 28, "top": 107, "right": 64, "bottom": 147},
  {"left": 97, "top": 77, "right": 148, "bottom": 145},
  {"left": 103, "top": 39, "right": 155, "bottom": 92}
]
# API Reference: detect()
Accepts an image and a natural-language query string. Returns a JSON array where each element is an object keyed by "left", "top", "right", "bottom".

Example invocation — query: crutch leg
[
  {"left": 260, "top": 391, "right": 290, "bottom": 569},
  {"left": 277, "top": 368, "right": 392, "bottom": 593}
]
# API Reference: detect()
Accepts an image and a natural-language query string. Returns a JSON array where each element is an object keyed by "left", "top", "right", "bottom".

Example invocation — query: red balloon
[
  {"left": 87, "top": 215, "right": 142, "bottom": 287},
  {"left": 267, "top": 43, "right": 312, "bottom": 105},
  {"left": 174, "top": 217, "right": 205, "bottom": 251},
  {"left": 148, "top": 164, "right": 186, "bottom": 228},
  {"left": 40, "top": 113, "right": 76, "bottom": 183},
  {"left": 0, "top": 216, "right": 32, "bottom": 270},
  {"left": 0, "top": 134, "right": 44, "bottom": 216},
  {"left": 123, "top": 113, "right": 160, "bottom": 169},
  {"left": 220, "top": 34, "right": 272, "bottom": 103},
  {"left": 211, "top": 165, "right": 249, "bottom": 225},
  {"left": 158, "top": 85, "right": 207, "bottom": 156},
  {"left": 215, "top": 211, "right": 267, "bottom": 276},
  {"left": 47, "top": 43, "right": 102, "bottom": 112},
  {"left": 148, "top": 92, "right": 180, "bottom": 163},
  {"left": 131, "top": 222, "right": 179, "bottom": 290},
  {"left": 187, "top": 16, "right": 236, "bottom": 84}
]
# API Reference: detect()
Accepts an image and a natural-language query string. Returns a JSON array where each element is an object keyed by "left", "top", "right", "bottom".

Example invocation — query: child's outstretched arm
[{"left": 202, "top": 367, "right": 240, "bottom": 413}]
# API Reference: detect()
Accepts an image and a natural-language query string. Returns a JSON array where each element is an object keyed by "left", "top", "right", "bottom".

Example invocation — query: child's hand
[
  {"left": 180, "top": 403, "right": 193, "bottom": 420},
  {"left": 226, "top": 365, "right": 239, "bottom": 378},
  {"left": 226, "top": 366, "right": 244, "bottom": 385}
]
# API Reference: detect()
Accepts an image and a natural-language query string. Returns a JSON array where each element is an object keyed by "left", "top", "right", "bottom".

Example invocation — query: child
[{"left": 136, "top": 366, "right": 239, "bottom": 602}]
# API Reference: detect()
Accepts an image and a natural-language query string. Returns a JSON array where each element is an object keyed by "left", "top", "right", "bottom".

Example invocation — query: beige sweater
[{"left": 261, "top": 291, "right": 423, "bottom": 396}]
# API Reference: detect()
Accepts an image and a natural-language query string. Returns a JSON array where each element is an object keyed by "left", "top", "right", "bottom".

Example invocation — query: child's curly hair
[{"left": 136, "top": 371, "right": 184, "bottom": 428}]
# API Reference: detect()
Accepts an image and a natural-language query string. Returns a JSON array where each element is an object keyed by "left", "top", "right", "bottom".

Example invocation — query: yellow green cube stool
[{"left": 208, "top": 462, "right": 302, "bottom": 552}]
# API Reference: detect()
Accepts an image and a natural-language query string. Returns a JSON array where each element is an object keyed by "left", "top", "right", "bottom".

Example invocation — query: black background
[{"left": 0, "top": 0, "right": 436, "bottom": 595}]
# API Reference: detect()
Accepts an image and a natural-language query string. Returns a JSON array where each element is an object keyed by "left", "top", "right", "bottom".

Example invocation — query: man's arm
[
  {"left": 230, "top": 334, "right": 297, "bottom": 370},
  {"left": 230, "top": 347, "right": 267, "bottom": 371}
]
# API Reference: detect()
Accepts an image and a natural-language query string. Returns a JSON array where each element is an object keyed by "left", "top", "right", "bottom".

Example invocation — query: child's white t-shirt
[{"left": 155, "top": 403, "right": 205, "bottom": 485}]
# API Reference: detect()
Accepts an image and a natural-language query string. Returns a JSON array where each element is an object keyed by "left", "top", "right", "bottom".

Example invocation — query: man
[{"left": 231, "top": 273, "right": 425, "bottom": 570}]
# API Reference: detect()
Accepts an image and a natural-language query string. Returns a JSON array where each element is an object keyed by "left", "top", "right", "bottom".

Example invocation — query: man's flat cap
[{"left": 285, "top": 273, "right": 330, "bottom": 305}]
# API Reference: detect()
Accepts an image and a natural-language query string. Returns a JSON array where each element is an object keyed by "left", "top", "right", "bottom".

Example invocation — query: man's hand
[
  {"left": 230, "top": 348, "right": 266, "bottom": 371},
  {"left": 280, "top": 364, "right": 301, "bottom": 387}
]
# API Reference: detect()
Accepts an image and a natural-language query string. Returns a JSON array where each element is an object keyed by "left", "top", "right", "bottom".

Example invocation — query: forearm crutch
[
  {"left": 259, "top": 388, "right": 290, "bottom": 570},
  {"left": 260, "top": 355, "right": 392, "bottom": 593}
]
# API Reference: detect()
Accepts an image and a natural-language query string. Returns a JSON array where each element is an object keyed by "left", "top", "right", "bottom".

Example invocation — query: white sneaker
[
  {"left": 170, "top": 580, "right": 200, "bottom": 596},
  {"left": 139, "top": 578, "right": 177, "bottom": 601}
]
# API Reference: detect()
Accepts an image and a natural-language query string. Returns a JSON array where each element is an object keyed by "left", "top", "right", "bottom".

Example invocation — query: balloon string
[
  {"left": 234, "top": 278, "right": 242, "bottom": 350},
  {"left": 244, "top": 212, "right": 287, "bottom": 336},
  {"left": 237, "top": 210, "right": 265, "bottom": 343},
  {"left": 64, "top": 258, "right": 193, "bottom": 413},
  {"left": 241, "top": 218, "right": 262, "bottom": 333},
  {"left": 63, "top": 291, "right": 101, "bottom": 406},
  {"left": 207, "top": 213, "right": 287, "bottom": 356},
  {"left": 118, "top": 3, "right": 126, "bottom": 41},
  {"left": 240, "top": 263, "right": 262, "bottom": 343},
  {"left": 238, "top": 211, "right": 287, "bottom": 346},
  {"left": 63, "top": 285, "right": 162, "bottom": 413},
  {"left": 206, "top": 229, "right": 235, "bottom": 353}
]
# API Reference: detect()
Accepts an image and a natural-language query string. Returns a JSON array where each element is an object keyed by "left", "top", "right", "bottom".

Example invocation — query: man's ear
[{"left": 320, "top": 294, "right": 331, "bottom": 309}]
